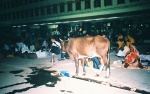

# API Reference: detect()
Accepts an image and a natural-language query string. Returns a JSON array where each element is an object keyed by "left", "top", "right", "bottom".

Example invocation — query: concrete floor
[{"left": 0, "top": 51, "right": 150, "bottom": 94}]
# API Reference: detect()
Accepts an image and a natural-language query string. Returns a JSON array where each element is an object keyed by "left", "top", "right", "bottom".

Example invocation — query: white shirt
[
  {"left": 21, "top": 44, "right": 29, "bottom": 53},
  {"left": 51, "top": 41, "right": 61, "bottom": 49},
  {"left": 16, "top": 42, "right": 24, "bottom": 50}
]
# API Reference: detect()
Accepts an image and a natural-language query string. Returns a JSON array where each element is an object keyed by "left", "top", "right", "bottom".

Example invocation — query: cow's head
[{"left": 59, "top": 38, "right": 69, "bottom": 52}]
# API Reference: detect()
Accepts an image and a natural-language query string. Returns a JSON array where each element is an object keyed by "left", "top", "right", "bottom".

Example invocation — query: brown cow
[{"left": 60, "top": 35, "right": 110, "bottom": 78}]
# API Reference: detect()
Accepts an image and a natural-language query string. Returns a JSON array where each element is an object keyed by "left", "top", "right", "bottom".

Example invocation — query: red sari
[{"left": 124, "top": 45, "right": 144, "bottom": 68}]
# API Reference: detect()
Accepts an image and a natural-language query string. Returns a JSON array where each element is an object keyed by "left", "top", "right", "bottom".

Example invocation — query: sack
[
  {"left": 50, "top": 46, "right": 61, "bottom": 55},
  {"left": 116, "top": 50, "right": 125, "bottom": 57}
]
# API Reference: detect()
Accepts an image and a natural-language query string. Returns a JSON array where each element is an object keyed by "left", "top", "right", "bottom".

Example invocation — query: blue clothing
[{"left": 92, "top": 57, "right": 100, "bottom": 69}]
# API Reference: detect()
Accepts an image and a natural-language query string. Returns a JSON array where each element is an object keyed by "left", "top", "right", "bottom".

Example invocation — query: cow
[{"left": 60, "top": 35, "right": 110, "bottom": 78}]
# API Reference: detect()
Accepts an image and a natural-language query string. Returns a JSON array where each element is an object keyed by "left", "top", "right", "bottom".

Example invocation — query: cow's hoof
[
  {"left": 95, "top": 74, "right": 100, "bottom": 77},
  {"left": 74, "top": 74, "right": 78, "bottom": 77},
  {"left": 105, "top": 76, "right": 109, "bottom": 79},
  {"left": 82, "top": 73, "right": 86, "bottom": 76}
]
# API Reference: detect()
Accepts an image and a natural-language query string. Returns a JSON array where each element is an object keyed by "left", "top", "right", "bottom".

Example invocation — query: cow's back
[
  {"left": 94, "top": 35, "right": 110, "bottom": 57},
  {"left": 66, "top": 35, "right": 110, "bottom": 58}
]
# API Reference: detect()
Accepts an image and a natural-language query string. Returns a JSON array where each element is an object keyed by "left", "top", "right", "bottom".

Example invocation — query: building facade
[{"left": 0, "top": 0, "right": 150, "bottom": 41}]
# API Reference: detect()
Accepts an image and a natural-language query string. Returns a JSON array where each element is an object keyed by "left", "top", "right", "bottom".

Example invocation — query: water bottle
[{"left": 60, "top": 71, "right": 70, "bottom": 77}]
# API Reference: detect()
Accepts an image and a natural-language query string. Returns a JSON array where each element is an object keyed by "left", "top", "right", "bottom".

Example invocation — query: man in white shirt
[{"left": 49, "top": 37, "right": 61, "bottom": 62}]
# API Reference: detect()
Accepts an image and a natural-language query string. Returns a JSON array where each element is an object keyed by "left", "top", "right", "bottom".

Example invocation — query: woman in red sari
[{"left": 124, "top": 44, "right": 146, "bottom": 69}]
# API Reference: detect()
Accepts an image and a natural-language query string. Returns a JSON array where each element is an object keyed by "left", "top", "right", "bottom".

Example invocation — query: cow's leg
[
  {"left": 74, "top": 55, "right": 79, "bottom": 76},
  {"left": 96, "top": 57, "right": 104, "bottom": 77},
  {"left": 97, "top": 56, "right": 110, "bottom": 78},
  {"left": 81, "top": 58, "right": 86, "bottom": 76},
  {"left": 105, "top": 65, "right": 110, "bottom": 78},
  {"left": 105, "top": 54, "right": 110, "bottom": 78},
  {"left": 96, "top": 64, "right": 104, "bottom": 77},
  {"left": 104, "top": 60, "right": 110, "bottom": 78}
]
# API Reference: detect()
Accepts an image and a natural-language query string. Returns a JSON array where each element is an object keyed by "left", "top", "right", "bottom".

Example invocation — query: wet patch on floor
[
  {"left": 10, "top": 70, "right": 24, "bottom": 74},
  {"left": 26, "top": 67, "right": 61, "bottom": 88},
  {"left": 10, "top": 70, "right": 24, "bottom": 77},
  {"left": 5, "top": 67, "right": 60, "bottom": 94},
  {"left": 0, "top": 82, "right": 28, "bottom": 89},
  {"left": 15, "top": 75, "right": 24, "bottom": 77},
  {"left": 0, "top": 71, "right": 4, "bottom": 73}
]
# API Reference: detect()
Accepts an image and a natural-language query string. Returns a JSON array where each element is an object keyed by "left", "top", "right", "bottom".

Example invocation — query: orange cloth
[
  {"left": 117, "top": 41, "right": 124, "bottom": 49},
  {"left": 125, "top": 45, "right": 139, "bottom": 64},
  {"left": 124, "top": 45, "right": 146, "bottom": 69},
  {"left": 116, "top": 35, "right": 124, "bottom": 49},
  {"left": 126, "top": 35, "right": 135, "bottom": 47}
]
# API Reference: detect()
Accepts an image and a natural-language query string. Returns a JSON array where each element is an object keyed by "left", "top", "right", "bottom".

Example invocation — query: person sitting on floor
[
  {"left": 125, "top": 35, "right": 135, "bottom": 47},
  {"left": 124, "top": 44, "right": 147, "bottom": 69},
  {"left": 116, "top": 33, "right": 124, "bottom": 51},
  {"left": 2, "top": 40, "right": 15, "bottom": 57}
]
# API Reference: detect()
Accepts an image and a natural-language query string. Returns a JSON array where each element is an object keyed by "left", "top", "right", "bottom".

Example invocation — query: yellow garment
[
  {"left": 116, "top": 41, "right": 124, "bottom": 49},
  {"left": 116, "top": 35, "right": 124, "bottom": 50},
  {"left": 87, "top": 61, "right": 93, "bottom": 68},
  {"left": 118, "top": 35, "right": 123, "bottom": 40},
  {"left": 126, "top": 35, "right": 135, "bottom": 47}
]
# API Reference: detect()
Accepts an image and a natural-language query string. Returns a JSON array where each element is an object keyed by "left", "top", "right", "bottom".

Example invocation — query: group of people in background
[
  {"left": 0, "top": 26, "right": 101, "bottom": 69},
  {"left": 0, "top": 24, "right": 148, "bottom": 69},
  {"left": 116, "top": 33, "right": 135, "bottom": 51},
  {"left": 115, "top": 32, "right": 148, "bottom": 69}
]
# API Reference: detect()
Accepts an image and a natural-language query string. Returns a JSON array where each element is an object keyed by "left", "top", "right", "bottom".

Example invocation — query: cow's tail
[
  {"left": 106, "top": 41, "right": 111, "bottom": 78},
  {"left": 107, "top": 41, "right": 111, "bottom": 67}
]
